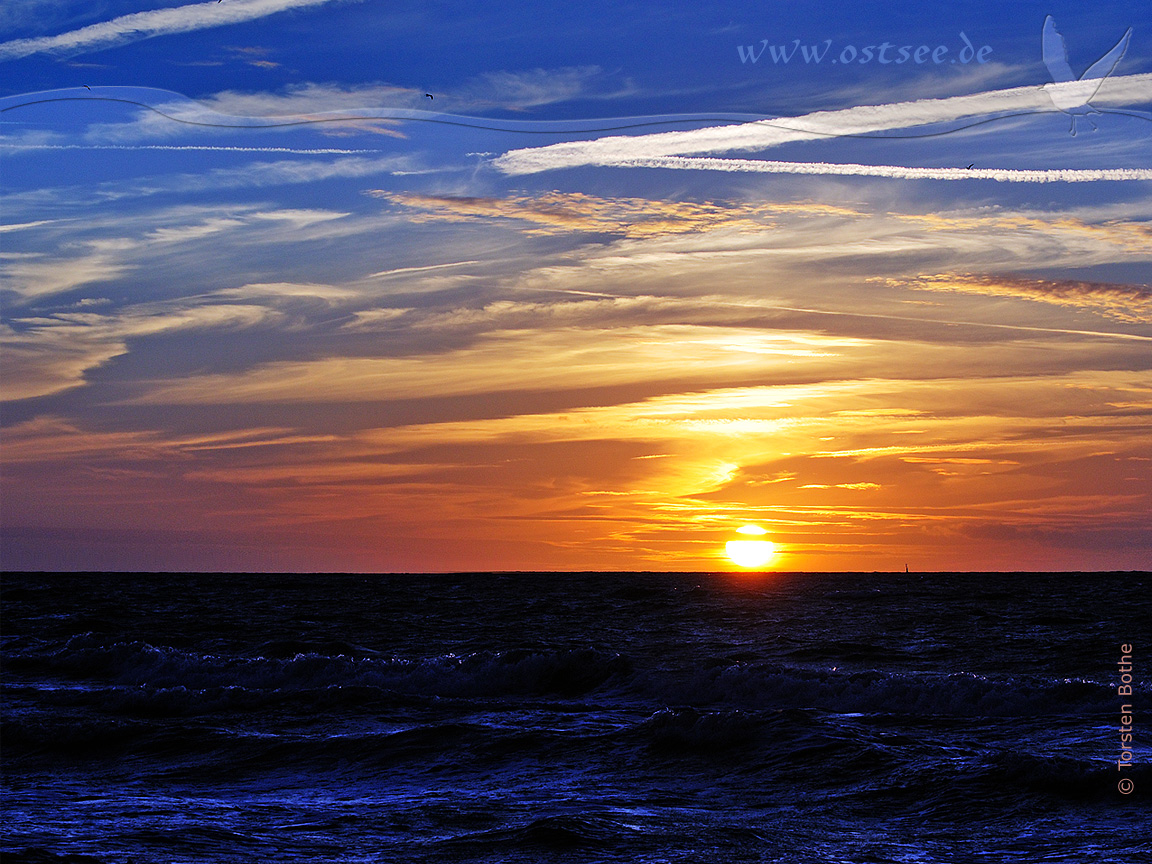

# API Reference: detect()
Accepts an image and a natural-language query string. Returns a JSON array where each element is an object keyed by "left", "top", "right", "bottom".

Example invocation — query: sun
[{"left": 725, "top": 525, "right": 776, "bottom": 568}]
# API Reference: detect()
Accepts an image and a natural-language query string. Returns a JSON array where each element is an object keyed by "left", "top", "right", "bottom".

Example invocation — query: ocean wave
[
  {"left": 9, "top": 636, "right": 632, "bottom": 703},
  {"left": 7, "top": 632, "right": 1135, "bottom": 721},
  {"left": 643, "top": 663, "right": 1122, "bottom": 717},
  {"left": 0, "top": 850, "right": 115, "bottom": 864},
  {"left": 437, "top": 813, "right": 645, "bottom": 851}
]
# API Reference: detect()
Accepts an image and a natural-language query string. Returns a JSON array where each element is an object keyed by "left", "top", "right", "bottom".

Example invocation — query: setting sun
[{"left": 725, "top": 526, "right": 776, "bottom": 568}]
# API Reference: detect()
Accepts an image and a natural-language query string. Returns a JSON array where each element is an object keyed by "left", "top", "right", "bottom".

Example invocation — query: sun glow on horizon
[{"left": 726, "top": 525, "right": 776, "bottom": 568}]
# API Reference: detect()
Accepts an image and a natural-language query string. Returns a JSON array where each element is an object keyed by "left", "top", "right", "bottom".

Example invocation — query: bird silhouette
[
  {"left": 425, "top": 93, "right": 433, "bottom": 100},
  {"left": 966, "top": 163, "right": 974, "bottom": 169},
  {"left": 83, "top": 84, "right": 91, "bottom": 91},
  {"left": 1041, "top": 15, "right": 1131, "bottom": 135}
]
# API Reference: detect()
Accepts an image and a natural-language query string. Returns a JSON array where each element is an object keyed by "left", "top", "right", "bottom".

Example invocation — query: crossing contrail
[
  {"left": 492, "top": 73, "right": 1152, "bottom": 178},
  {"left": 584, "top": 156, "right": 1152, "bottom": 182}
]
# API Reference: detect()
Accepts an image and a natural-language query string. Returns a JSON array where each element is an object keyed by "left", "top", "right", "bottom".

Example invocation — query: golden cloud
[
  {"left": 887, "top": 273, "right": 1152, "bottom": 323},
  {"left": 367, "top": 190, "right": 857, "bottom": 238}
]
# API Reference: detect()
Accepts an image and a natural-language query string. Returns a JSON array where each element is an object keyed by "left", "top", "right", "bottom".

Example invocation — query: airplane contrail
[
  {"left": 492, "top": 73, "right": 1152, "bottom": 177},
  {"left": 0, "top": 0, "right": 343, "bottom": 61},
  {"left": 587, "top": 155, "right": 1152, "bottom": 182},
  {"left": 367, "top": 260, "right": 482, "bottom": 278},
  {"left": 0, "top": 143, "right": 383, "bottom": 154}
]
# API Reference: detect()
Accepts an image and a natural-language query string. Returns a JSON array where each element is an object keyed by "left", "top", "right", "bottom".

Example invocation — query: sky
[{"left": 1, "top": 0, "right": 1150, "bottom": 572}]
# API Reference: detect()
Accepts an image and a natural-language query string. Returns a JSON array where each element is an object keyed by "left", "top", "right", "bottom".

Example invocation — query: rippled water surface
[{"left": 3, "top": 571, "right": 1149, "bottom": 862}]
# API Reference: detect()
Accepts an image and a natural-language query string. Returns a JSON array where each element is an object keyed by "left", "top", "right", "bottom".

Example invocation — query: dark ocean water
[{"left": 2, "top": 571, "right": 1150, "bottom": 863}]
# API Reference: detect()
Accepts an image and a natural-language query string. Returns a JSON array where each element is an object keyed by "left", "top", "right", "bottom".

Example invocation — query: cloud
[
  {"left": 0, "top": 0, "right": 73, "bottom": 33},
  {"left": 1, "top": 248, "right": 131, "bottom": 300},
  {"left": 1, "top": 156, "right": 413, "bottom": 211},
  {"left": 0, "top": 415, "right": 333, "bottom": 464},
  {"left": 1, "top": 304, "right": 275, "bottom": 401},
  {"left": 492, "top": 73, "right": 1152, "bottom": 175},
  {"left": 893, "top": 211, "right": 1152, "bottom": 253},
  {"left": 55, "top": 70, "right": 619, "bottom": 146},
  {"left": 890, "top": 273, "right": 1152, "bottom": 323},
  {"left": 124, "top": 323, "right": 870, "bottom": 405},
  {"left": 6, "top": 312, "right": 1150, "bottom": 568},
  {"left": 0, "top": 0, "right": 354, "bottom": 62},
  {"left": 4, "top": 144, "right": 385, "bottom": 155},
  {"left": 0, "top": 207, "right": 356, "bottom": 301},
  {"left": 0, "top": 220, "right": 60, "bottom": 232},
  {"left": 248, "top": 208, "right": 351, "bottom": 228},
  {"left": 112, "top": 154, "right": 415, "bottom": 197},
  {"left": 215, "top": 281, "right": 358, "bottom": 301},
  {"left": 799, "top": 482, "right": 881, "bottom": 490},
  {"left": 145, "top": 217, "right": 247, "bottom": 244},
  {"left": 186, "top": 67, "right": 621, "bottom": 117},
  {"left": 451, "top": 66, "right": 631, "bottom": 110},
  {"left": 114, "top": 282, "right": 1151, "bottom": 412},
  {"left": 370, "top": 190, "right": 855, "bottom": 238},
  {"left": 484, "top": 197, "right": 1150, "bottom": 301},
  {"left": 167, "top": 81, "right": 419, "bottom": 126}
]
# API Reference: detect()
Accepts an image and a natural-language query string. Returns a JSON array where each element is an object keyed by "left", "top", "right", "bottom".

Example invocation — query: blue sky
[
  {"left": 2, "top": 1, "right": 1150, "bottom": 571},
  {"left": 2, "top": 0, "right": 1148, "bottom": 112}
]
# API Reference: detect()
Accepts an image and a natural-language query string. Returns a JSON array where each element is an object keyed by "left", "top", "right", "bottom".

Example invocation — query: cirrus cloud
[{"left": 0, "top": 0, "right": 356, "bottom": 62}]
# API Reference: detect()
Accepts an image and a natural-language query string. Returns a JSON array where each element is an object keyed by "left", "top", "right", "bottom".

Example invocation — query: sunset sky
[{"left": 2, "top": 0, "right": 1150, "bottom": 571}]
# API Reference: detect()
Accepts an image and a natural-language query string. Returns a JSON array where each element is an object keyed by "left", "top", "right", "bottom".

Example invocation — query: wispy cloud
[
  {"left": 451, "top": 66, "right": 632, "bottom": 110},
  {"left": 1, "top": 247, "right": 132, "bottom": 300},
  {"left": 136, "top": 154, "right": 416, "bottom": 195},
  {"left": 1, "top": 155, "right": 415, "bottom": 211},
  {"left": 0, "top": 219, "right": 59, "bottom": 232},
  {"left": 2, "top": 304, "right": 275, "bottom": 401},
  {"left": 890, "top": 273, "right": 1152, "bottom": 323},
  {"left": 35, "top": 70, "right": 624, "bottom": 147},
  {"left": 0, "top": 206, "right": 354, "bottom": 302},
  {"left": 0, "top": 0, "right": 354, "bottom": 62},
  {"left": 0, "top": 415, "right": 333, "bottom": 463},
  {"left": 893, "top": 211, "right": 1152, "bottom": 253},
  {"left": 214, "top": 281, "right": 359, "bottom": 301},
  {"left": 3, "top": 144, "right": 385, "bottom": 155},
  {"left": 371, "top": 190, "right": 864, "bottom": 238},
  {"left": 124, "top": 324, "right": 870, "bottom": 405},
  {"left": 170, "top": 81, "right": 423, "bottom": 119},
  {"left": 192, "top": 70, "right": 619, "bottom": 117},
  {"left": 372, "top": 190, "right": 782, "bottom": 237}
]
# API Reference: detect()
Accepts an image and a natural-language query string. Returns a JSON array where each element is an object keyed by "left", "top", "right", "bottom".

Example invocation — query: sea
[{"left": 2, "top": 570, "right": 1149, "bottom": 863}]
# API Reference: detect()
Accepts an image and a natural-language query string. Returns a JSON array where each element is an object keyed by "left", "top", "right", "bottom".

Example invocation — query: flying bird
[
  {"left": 83, "top": 84, "right": 91, "bottom": 91},
  {"left": 1041, "top": 15, "right": 1131, "bottom": 135},
  {"left": 425, "top": 93, "right": 434, "bottom": 100},
  {"left": 966, "top": 164, "right": 974, "bottom": 169}
]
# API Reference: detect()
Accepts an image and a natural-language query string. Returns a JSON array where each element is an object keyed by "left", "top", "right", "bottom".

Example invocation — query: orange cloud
[
  {"left": 886, "top": 273, "right": 1152, "bottom": 323},
  {"left": 367, "top": 190, "right": 857, "bottom": 238},
  {"left": 897, "top": 211, "right": 1152, "bottom": 252}
]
